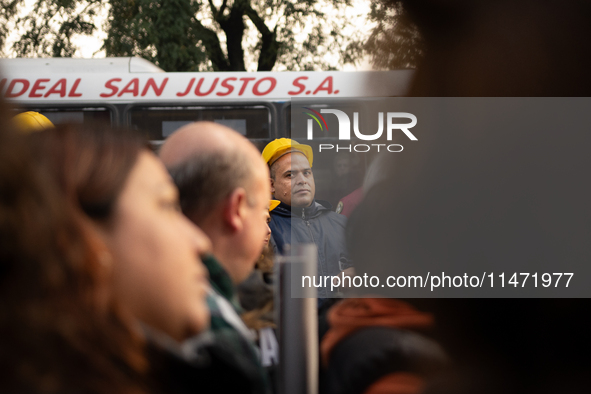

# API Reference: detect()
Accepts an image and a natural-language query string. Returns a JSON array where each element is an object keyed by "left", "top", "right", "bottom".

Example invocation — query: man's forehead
[
  {"left": 273, "top": 150, "right": 309, "bottom": 166},
  {"left": 282, "top": 152, "right": 310, "bottom": 168}
]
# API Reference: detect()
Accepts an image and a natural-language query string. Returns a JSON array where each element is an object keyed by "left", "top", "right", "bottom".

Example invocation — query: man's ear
[
  {"left": 223, "top": 187, "right": 247, "bottom": 232},
  {"left": 270, "top": 177, "right": 275, "bottom": 195}
]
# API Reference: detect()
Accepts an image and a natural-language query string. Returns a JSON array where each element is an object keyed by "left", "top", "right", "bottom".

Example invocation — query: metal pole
[{"left": 276, "top": 243, "right": 318, "bottom": 394}]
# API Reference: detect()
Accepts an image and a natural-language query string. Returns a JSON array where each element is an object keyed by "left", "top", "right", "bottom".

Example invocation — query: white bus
[{"left": 0, "top": 57, "right": 413, "bottom": 151}]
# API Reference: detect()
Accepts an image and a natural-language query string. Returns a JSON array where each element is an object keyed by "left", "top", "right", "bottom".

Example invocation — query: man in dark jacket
[
  {"left": 262, "top": 138, "right": 353, "bottom": 298},
  {"left": 160, "top": 122, "right": 271, "bottom": 394}
]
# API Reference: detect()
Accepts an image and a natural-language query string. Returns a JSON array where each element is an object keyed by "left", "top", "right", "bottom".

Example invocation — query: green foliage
[
  {"left": 364, "top": 0, "right": 423, "bottom": 69},
  {"left": 104, "top": 0, "right": 208, "bottom": 71},
  {"left": 6, "top": 0, "right": 366, "bottom": 72}
]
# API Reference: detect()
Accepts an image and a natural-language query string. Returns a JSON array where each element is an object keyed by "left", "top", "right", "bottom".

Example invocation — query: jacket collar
[
  {"left": 202, "top": 254, "right": 240, "bottom": 309},
  {"left": 272, "top": 199, "right": 332, "bottom": 219}
]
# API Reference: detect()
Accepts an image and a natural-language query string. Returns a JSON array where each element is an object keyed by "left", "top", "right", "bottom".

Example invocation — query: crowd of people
[
  {"left": 3, "top": 0, "right": 591, "bottom": 393},
  {"left": 1, "top": 98, "right": 440, "bottom": 394}
]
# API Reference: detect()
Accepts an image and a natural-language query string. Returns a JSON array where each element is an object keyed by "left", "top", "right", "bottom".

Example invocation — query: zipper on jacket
[{"left": 301, "top": 208, "right": 316, "bottom": 244}]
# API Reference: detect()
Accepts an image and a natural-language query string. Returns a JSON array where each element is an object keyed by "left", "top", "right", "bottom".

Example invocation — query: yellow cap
[
  {"left": 262, "top": 138, "right": 313, "bottom": 167},
  {"left": 12, "top": 111, "right": 54, "bottom": 134},
  {"left": 269, "top": 199, "right": 281, "bottom": 211}
]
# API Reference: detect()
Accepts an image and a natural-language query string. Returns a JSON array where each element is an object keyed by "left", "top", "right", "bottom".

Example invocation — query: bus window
[
  {"left": 11, "top": 106, "right": 112, "bottom": 126},
  {"left": 127, "top": 105, "right": 271, "bottom": 141}
]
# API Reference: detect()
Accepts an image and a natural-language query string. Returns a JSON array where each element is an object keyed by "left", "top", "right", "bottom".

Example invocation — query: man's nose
[{"left": 294, "top": 172, "right": 307, "bottom": 184}]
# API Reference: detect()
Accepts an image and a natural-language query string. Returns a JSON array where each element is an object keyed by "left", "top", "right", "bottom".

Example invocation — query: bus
[
  {"left": 0, "top": 57, "right": 414, "bottom": 151},
  {"left": 1, "top": 57, "right": 414, "bottom": 209}
]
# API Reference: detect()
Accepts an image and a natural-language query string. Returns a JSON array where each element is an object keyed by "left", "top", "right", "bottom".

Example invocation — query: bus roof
[
  {"left": 0, "top": 57, "right": 414, "bottom": 102},
  {"left": 0, "top": 57, "right": 164, "bottom": 74}
]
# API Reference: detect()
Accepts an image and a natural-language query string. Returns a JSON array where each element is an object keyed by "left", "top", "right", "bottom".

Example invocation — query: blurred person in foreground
[
  {"left": 317, "top": 154, "right": 447, "bottom": 394},
  {"left": 159, "top": 121, "right": 271, "bottom": 394},
  {"left": 262, "top": 138, "right": 353, "bottom": 300},
  {"left": 347, "top": 0, "right": 591, "bottom": 393},
  {"left": 1, "top": 118, "right": 242, "bottom": 393},
  {"left": 1, "top": 103, "right": 149, "bottom": 392},
  {"left": 320, "top": 298, "right": 446, "bottom": 394}
]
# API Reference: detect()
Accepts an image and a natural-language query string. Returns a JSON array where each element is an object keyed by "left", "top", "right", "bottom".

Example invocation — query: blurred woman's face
[{"left": 103, "top": 151, "right": 211, "bottom": 342}]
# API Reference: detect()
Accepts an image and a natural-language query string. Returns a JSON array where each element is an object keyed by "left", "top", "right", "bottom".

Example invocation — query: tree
[
  {"left": 6, "top": 0, "right": 366, "bottom": 72},
  {"left": 1, "top": 0, "right": 25, "bottom": 56},
  {"left": 8, "top": 0, "right": 101, "bottom": 58},
  {"left": 364, "top": 0, "right": 423, "bottom": 69}
]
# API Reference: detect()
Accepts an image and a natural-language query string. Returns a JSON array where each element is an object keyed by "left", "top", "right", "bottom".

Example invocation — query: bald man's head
[
  {"left": 159, "top": 121, "right": 259, "bottom": 168},
  {"left": 159, "top": 121, "right": 267, "bottom": 224},
  {"left": 159, "top": 122, "right": 271, "bottom": 284}
]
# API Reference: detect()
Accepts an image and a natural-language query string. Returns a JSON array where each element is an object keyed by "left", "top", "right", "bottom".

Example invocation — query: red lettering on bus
[
  {"left": 288, "top": 76, "right": 308, "bottom": 95},
  {"left": 141, "top": 77, "right": 169, "bottom": 97},
  {"left": 68, "top": 79, "right": 82, "bottom": 97},
  {"left": 118, "top": 78, "right": 139, "bottom": 97},
  {"left": 177, "top": 78, "right": 195, "bottom": 97},
  {"left": 313, "top": 76, "right": 333, "bottom": 95},
  {"left": 217, "top": 77, "right": 237, "bottom": 96},
  {"left": 29, "top": 79, "right": 50, "bottom": 98},
  {"left": 100, "top": 78, "right": 121, "bottom": 98},
  {"left": 252, "top": 77, "right": 276, "bottom": 96},
  {"left": 238, "top": 77, "right": 255, "bottom": 96},
  {"left": 5, "top": 79, "right": 30, "bottom": 98},
  {"left": 195, "top": 78, "right": 218, "bottom": 96},
  {"left": 44, "top": 79, "right": 67, "bottom": 97}
]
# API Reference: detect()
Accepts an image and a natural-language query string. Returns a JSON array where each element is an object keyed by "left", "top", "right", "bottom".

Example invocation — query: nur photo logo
[{"left": 302, "top": 107, "right": 418, "bottom": 153}]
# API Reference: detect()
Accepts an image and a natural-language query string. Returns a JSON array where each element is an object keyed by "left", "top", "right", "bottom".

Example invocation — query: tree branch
[
  {"left": 244, "top": 5, "right": 271, "bottom": 35},
  {"left": 207, "top": 0, "right": 218, "bottom": 19},
  {"left": 194, "top": 18, "right": 230, "bottom": 71},
  {"left": 219, "top": 0, "right": 227, "bottom": 16},
  {"left": 216, "top": 0, "right": 247, "bottom": 70},
  {"left": 245, "top": 5, "right": 280, "bottom": 71}
]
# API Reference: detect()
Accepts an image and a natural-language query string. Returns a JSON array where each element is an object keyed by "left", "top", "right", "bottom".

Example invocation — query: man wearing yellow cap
[{"left": 262, "top": 139, "right": 353, "bottom": 299}]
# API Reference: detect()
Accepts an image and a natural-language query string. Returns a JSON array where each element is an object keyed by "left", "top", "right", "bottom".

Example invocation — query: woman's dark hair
[
  {"left": 0, "top": 120, "right": 149, "bottom": 393},
  {"left": 32, "top": 123, "right": 145, "bottom": 222}
]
